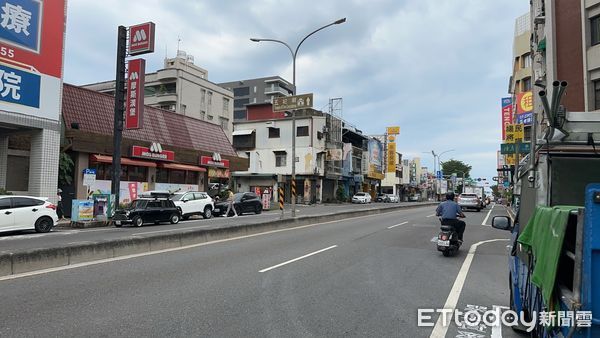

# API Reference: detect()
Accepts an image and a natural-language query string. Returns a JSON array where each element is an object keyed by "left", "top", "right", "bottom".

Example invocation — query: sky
[{"left": 63, "top": 0, "right": 530, "bottom": 182}]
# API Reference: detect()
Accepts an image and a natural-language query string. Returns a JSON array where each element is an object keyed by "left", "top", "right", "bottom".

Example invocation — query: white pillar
[
  {"left": 28, "top": 129, "right": 60, "bottom": 203},
  {"left": 0, "top": 135, "right": 7, "bottom": 189}
]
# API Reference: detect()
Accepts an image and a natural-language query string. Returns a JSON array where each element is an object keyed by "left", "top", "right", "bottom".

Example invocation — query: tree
[
  {"left": 58, "top": 152, "right": 74, "bottom": 187},
  {"left": 491, "top": 184, "right": 500, "bottom": 198},
  {"left": 440, "top": 159, "right": 472, "bottom": 178}
]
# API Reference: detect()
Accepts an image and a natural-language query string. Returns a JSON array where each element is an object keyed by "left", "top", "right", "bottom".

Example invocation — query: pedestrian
[
  {"left": 224, "top": 189, "right": 238, "bottom": 217},
  {"left": 57, "top": 188, "right": 64, "bottom": 221}
]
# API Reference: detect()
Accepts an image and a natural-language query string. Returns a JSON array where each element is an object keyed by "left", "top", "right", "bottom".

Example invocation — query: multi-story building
[
  {"left": 83, "top": 53, "right": 234, "bottom": 138},
  {"left": 231, "top": 105, "right": 327, "bottom": 204},
  {"left": 218, "top": 76, "right": 294, "bottom": 121},
  {"left": 511, "top": 13, "right": 533, "bottom": 98}
]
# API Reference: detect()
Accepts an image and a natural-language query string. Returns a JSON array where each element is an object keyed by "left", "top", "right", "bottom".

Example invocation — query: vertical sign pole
[
  {"left": 279, "top": 186, "right": 284, "bottom": 219},
  {"left": 111, "top": 26, "right": 127, "bottom": 208}
]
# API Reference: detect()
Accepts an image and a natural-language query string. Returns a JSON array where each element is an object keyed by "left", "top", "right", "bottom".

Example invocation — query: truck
[{"left": 492, "top": 84, "right": 600, "bottom": 337}]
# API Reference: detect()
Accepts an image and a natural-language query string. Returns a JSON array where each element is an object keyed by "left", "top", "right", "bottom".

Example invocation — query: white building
[
  {"left": 82, "top": 53, "right": 234, "bottom": 138},
  {"left": 231, "top": 111, "right": 328, "bottom": 204}
]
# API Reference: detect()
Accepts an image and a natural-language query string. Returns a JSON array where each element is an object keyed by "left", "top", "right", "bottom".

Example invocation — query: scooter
[{"left": 436, "top": 216, "right": 465, "bottom": 257}]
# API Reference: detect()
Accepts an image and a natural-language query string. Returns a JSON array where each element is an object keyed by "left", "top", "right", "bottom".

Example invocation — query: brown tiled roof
[{"left": 62, "top": 84, "right": 236, "bottom": 156}]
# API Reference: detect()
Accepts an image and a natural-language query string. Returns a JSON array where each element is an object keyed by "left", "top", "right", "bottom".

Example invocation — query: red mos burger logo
[{"left": 132, "top": 143, "right": 175, "bottom": 161}]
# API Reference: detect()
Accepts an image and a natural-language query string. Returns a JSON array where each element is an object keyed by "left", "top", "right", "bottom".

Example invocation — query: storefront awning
[
  {"left": 158, "top": 163, "right": 207, "bottom": 172},
  {"left": 232, "top": 129, "right": 255, "bottom": 136},
  {"left": 90, "top": 154, "right": 157, "bottom": 167}
]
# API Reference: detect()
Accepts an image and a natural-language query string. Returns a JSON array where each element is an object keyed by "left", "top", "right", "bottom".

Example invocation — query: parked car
[
  {"left": 171, "top": 191, "right": 214, "bottom": 220},
  {"left": 352, "top": 192, "right": 371, "bottom": 204},
  {"left": 386, "top": 194, "right": 399, "bottom": 203},
  {"left": 213, "top": 192, "right": 262, "bottom": 216},
  {"left": 458, "top": 193, "right": 481, "bottom": 211},
  {"left": 113, "top": 193, "right": 180, "bottom": 227},
  {"left": 0, "top": 195, "right": 58, "bottom": 233},
  {"left": 408, "top": 194, "right": 419, "bottom": 202},
  {"left": 375, "top": 194, "right": 391, "bottom": 203}
]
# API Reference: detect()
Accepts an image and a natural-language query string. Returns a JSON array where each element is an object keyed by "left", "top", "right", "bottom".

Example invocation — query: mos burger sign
[
  {"left": 132, "top": 143, "right": 174, "bottom": 161},
  {"left": 201, "top": 153, "right": 229, "bottom": 168}
]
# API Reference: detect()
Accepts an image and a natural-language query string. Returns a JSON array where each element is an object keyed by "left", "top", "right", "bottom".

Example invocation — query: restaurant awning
[
  {"left": 158, "top": 162, "right": 207, "bottom": 172},
  {"left": 232, "top": 129, "right": 255, "bottom": 136},
  {"left": 90, "top": 154, "right": 157, "bottom": 167}
]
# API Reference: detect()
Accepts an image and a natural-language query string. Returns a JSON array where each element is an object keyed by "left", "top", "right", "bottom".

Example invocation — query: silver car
[
  {"left": 458, "top": 193, "right": 481, "bottom": 211},
  {"left": 386, "top": 194, "right": 399, "bottom": 203}
]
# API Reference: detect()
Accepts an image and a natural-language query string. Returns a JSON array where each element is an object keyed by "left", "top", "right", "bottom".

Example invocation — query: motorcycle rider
[{"left": 436, "top": 192, "right": 466, "bottom": 242}]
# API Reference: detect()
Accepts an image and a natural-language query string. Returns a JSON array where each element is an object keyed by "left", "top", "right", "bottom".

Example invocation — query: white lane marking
[
  {"left": 481, "top": 203, "right": 495, "bottom": 226},
  {"left": 258, "top": 245, "right": 337, "bottom": 273},
  {"left": 0, "top": 208, "right": 417, "bottom": 281},
  {"left": 387, "top": 221, "right": 408, "bottom": 229},
  {"left": 429, "top": 239, "right": 509, "bottom": 338},
  {"left": 426, "top": 214, "right": 436, "bottom": 218},
  {"left": 491, "top": 305, "right": 507, "bottom": 338}
]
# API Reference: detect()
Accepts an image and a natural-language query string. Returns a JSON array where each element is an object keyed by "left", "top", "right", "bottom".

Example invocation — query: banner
[
  {"left": 516, "top": 91, "right": 533, "bottom": 114},
  {"left": 501, "top": 97, "right": 513, "bottom": 140},
  {"left": 387, "top": 142, "right": 396, "bottom": 173},
  {"left": 125, "top": 59, "right": 145, "bottom": 129}
]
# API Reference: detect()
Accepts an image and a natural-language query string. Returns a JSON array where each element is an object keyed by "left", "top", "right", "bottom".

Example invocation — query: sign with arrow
[{"left": 273, "top": 93, "right": 313, "bottom": 111}]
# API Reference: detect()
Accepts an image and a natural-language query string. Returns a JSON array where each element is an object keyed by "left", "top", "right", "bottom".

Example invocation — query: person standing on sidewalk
[
  {"left": 224, "top": 190, "right": 238, "bottom": 217},
  {"left": 56, "top": 189, "right": 64, "bottom": 221}
]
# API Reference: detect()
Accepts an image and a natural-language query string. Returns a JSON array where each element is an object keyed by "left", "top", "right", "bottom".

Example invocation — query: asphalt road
[
  {"left": 0, "top": 202, "right": 432, "bottom": 253},
  {"left": 0, "top": 204, "right": 520, "bottom": 337}
]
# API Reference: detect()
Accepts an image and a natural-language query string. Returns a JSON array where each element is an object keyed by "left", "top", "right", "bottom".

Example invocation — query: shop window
[
  {"left": 156, "top": 168, "right": 169, "bottom": 183},
  {"left": 169, "top": 170, "right": 186, "bottom": 184},
  {"left": 296, "top": 126, "right": 309, "bottom": 137},
  {"left": 128, "top": 166, "right": 148, "bottom": 182},
  {"left": 186, "top": 171, "right": 199, "bottom": 185}
]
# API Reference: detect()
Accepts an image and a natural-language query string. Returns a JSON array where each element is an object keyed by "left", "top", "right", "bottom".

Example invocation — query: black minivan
[{"left": 113, "top": 196, "right": 180, "bottom": 227}]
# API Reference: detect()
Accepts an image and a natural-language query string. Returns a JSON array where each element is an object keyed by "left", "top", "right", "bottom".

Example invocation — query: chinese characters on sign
[
  {"left": 516, "top": 91, "right": 533, "bottom": 126},
  {"left": 386, "top": 126, "right": 400, "bottom": 135},
  {"left": 0, "top": 0, "right": 65, "bottom": 120},
  {"left": 125, "top": 58, "right": 145, "bottom": 129},
  {"left": 272, "top": 93, "right": 313, "bottom": 112},
  {"left": 387, "top": 142, "right": 396, "bottom": 173},
  {"left": 501, "top": 97, "right": 513, "bottom": 140}
]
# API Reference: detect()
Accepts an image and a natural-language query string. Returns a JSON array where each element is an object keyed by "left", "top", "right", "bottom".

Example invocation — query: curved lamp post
[{"left": 250, "top": 18, "right": 346, "bottom": 217}]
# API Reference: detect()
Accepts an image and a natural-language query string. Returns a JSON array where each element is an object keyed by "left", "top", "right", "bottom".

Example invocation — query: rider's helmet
[{"left": 445, "top": 192, "right": 455, "bottom": 201}]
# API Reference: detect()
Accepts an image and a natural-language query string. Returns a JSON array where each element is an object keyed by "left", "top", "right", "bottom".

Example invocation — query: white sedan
[
  {"left": 0, "top": 195, "right": 58, "bottom": 233},
  {"left": 352, "top": 192, "right": 372, "bottom": 204}
]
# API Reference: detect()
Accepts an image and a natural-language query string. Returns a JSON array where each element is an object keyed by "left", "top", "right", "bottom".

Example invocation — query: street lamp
[
  {"left": 428, "top": 149, "right": 454, "bottom": 201},
  {"left": 250, "top": 17, "right": 346, "bottom": 217}
]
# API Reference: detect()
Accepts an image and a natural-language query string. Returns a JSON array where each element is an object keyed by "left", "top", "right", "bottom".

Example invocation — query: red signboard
[
  {"left": 501, "top": 97, "right": 513, "bottom": 140},
  {"left": 0, "top": 0, "right": 66, "bottom": 121},
  {"left": 125, "top": 58, "right": 145, "bottom": 129},
  {"left": 128, "top": 22, "right": 155, "bottom": 56},
  {"left": 131, "top": 145, "right": 175, "bottom": 161},
  {"left": 200, "top": 155, "right": 230, "bottom": 168}
]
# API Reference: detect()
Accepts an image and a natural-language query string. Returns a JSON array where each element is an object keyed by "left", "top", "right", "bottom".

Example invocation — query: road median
[{"left": 0, "top": 202, "right": 436, "bottom": 277}]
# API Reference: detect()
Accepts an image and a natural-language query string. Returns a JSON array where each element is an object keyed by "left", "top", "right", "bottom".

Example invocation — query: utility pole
[{"left": 111, "top": 26, "right": 127, "bottom": 207}]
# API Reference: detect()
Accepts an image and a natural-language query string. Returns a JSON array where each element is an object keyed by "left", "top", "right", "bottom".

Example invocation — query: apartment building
[
  {"left": 218, "top": 76, "right": 294, "bottom": 121},
  {"left": 82, "top": 53, "right": 234, "bottom": 138}
]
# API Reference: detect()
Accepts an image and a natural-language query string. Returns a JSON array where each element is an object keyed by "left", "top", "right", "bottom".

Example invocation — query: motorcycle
[{"left": 436, "top": 215, "right": 465, "bottom": 257}]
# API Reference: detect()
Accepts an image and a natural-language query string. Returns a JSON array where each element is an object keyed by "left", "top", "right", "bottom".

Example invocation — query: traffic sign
[
  {"left": 436, "top": 171, "right": 442, "bottom": 179},
  {"left": 501, "top": 142, "right": 530, "bottom": 154},
  {"left": 503, "top": 181, "right": 510, "bottom": 188},
  {"left": 273, "top": 93, "right": 313, "bottom": 112}
]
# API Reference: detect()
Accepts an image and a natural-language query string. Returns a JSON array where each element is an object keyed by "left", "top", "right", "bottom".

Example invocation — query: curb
[{"left": 0, "top": 203, "right": 436, "bottom": 277}]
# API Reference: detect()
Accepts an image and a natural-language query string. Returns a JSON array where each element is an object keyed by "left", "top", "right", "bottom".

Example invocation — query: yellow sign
[
  {"left": 387, "top": 135, "right": 396, "bottom": 143},
  {"left": 504, "top": 124, "right": 525, "bottom": 144},
  {"left": 368, "top": 164, "right": 385, "bottom": 180},
  {"left": 387, "top": 142, "right": 396, "bottom": 173},
  {"left": 387, "top": 126, "right": 400, "bottom": 135},
  {"left": 518, "top": 92, "right": 533, "bottom": 113},
  {"left": 505, "top": 154, "right": 516, "bottom": 165}
]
